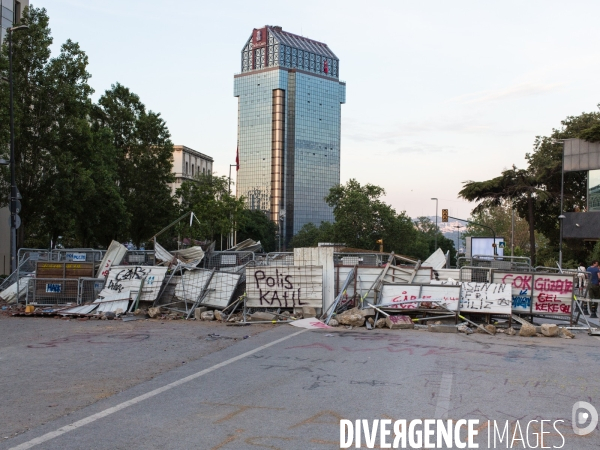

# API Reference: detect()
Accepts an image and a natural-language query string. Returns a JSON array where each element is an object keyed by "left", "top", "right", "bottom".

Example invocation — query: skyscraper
[
  {"left": 234, "top": 26, "right": 346, "bottom": 245},
  {"left": 0, "top": 0, "right": 28, "bottom": 46}
]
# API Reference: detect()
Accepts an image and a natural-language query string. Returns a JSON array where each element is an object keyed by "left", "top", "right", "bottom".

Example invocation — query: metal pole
[
  {"left": 559, "top": 140, "right": 566, "bottom": 269},
  {"left": 9, "top": 29, "right": 16, "bottom": 274},
  {"left": 431, "top": 198, "right": 438, "bottom": 251},
  {"left": 8, "top": 25, "right": 28, "bottom": 273},
  {"left": 511, "top": 204, "right": 515, "bottom": 257}
]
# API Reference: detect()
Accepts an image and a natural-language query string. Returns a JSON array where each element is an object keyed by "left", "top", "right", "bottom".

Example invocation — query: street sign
[
  {"left": 11, "top": 199, "right": 21, "bottom": 214},
  {"left": 499, "top": 242, "right": 505, "bottom": 249},
  {"left": 10, "top": 214, "right": 21, "bottom": 230}
]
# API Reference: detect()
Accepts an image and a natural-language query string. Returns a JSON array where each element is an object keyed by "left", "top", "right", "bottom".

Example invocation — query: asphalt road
[{"left": 2, "top": 320, "right": 600, "bottom": 450}]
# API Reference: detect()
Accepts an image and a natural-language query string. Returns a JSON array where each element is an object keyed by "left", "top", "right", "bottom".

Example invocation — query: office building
[
  {"left": 0, "top": 0, "right": 28, "bottom": 45},
  {"left": 0, "top": 0, "right": 28, "bottom": 275},
  {"left": 170, "top": 145, "right": 213, "bottom": 194},
  {"left": 234, "top": 25, "right": 346, "bottom": 245}
]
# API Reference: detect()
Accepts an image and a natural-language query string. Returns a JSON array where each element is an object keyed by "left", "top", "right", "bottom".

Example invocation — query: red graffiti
[
  {"left": 534, "top": 277, "right": 573, "bottom": 295},
  {"left": 502, "top": 274, "right": 532, "bottom": 290},
  {"left": 534, "top": 303, "right": 571, "bottom": 313}
]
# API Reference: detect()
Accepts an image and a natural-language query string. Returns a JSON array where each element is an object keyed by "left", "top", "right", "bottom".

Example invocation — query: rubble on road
[{"left": 0, "top": 245, "right": 592, "bottom": 342}]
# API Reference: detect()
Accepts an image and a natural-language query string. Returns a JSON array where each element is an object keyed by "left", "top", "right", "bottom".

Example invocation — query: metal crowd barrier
[{"left": 25, "top": 277, "right": 106, "bottom": 306}]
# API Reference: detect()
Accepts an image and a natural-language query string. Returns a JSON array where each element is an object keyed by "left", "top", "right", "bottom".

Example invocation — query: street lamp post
[
  {"left": 431, "top": 198, "right": 438, "bottom": 251},
  {"left": 454, "top": 224, "right": 462, "bottom": 254},
  {"left": 227, "top": 164, "right": 238, "bottom": 248},
  {"left": 8, "top": 24, "right": 29, "bottom": 274},
  {"left": 278, "top": 210, "right": 286, "bottom": 252},
  {"left": 558, "top": 214, "right": 565, "bottom": 270}
]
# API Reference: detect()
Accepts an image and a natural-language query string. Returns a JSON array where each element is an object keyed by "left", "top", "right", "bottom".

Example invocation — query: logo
[{"left": 572, "top": 401, "right": 598, "bottom": 436}]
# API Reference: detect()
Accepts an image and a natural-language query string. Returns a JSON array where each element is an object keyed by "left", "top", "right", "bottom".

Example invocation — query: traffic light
[{"left": 441, "top": 209, "right": 448, "bottom": 222}]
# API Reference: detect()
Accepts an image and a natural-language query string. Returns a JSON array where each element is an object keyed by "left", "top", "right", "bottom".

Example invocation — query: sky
[{"left": 37, "top": 0, "right": 600, "bottom": 220}]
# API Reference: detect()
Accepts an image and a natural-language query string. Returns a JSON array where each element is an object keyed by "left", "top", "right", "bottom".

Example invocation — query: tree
[
  {"left": 461, "top": 203, "right": 532, "bottom": 257},
  {"left": 288, "top": 221, "right": 334, "bottom": 249},
  {"left": 177, "top": 173, "right": 246, "bottom": 249},
  {"left": 459, "top": 107, "right": 600, "bottom": 265},
  {"left": 237, "top": 209, "right": 277, "bottom": 252},
  {"left": 413, "top": 217, "right": 456, "bottom": 262},
  {"left": 94, "top": 83, "right": 177, "bottom": 246},
  {"left": 459, "top": 166, "right": 548, "bottom": 264},
  {"left": 0, "top": 7, "right": 128, "bottom": 248},
  {"left": 325, "top": 179, "right": 421, "bottom": 257}
]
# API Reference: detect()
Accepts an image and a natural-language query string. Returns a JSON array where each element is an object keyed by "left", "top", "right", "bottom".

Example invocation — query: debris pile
[{"left": 0, "top": 244, "right": 594, "bottom": 339}]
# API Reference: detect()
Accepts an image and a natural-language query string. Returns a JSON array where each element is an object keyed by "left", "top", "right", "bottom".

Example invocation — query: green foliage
[
  {"left": 459, "top": 107, "right": 600, "bottom": 265},
  {"left": 459, "top": 166, "right": 547, "bottom": 264},
  {"left": 322, "top": 179, "right": 449, "bottom": 260},
  {"left": 94, "top": 83, "right": 177, "bottom": 247},
  {"left": 237, "top": 209, "right": 277, "bottom": 253},
  {"left": 412, "top": 216, "right": 456, "bottom": 262},
  {"left": 590, "top": 242, "right": 600, "bottom": 264},
  {"left": 177, "top": 174, "right": 246, "bottom": 249},
  {"left": 289, "top": 221, "right": 335, "bottom": 249},
  {"left": 0, "top": 7, "right": 180, "bottom": 249},
  {"left": 462, "top": 202, "right": 531, "bottom": 254}
]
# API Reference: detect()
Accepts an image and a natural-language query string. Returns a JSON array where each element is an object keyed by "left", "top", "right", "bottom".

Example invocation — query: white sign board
[
  {"left": 467, "top": 237, "right": 505, "bottom": 258},
  {"left": 246, "top": 266, "right": 323, "bottom": 308},
  {"left": 493, "top": 272, "right": 573, "bottom": 315},
  {"left": 99, "top": 265, "right": 168, "bottom": 302},
  {"left": 380, "top": 284, "right": 461, "bottom": 311},
  {"left": 66, "top": 252, "right": 86, "bottom": 262},
  {"left": 459, "top": 282, "right": 512, "bottom": 314}
]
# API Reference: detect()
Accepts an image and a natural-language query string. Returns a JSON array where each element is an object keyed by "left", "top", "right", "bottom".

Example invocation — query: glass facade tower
[
  {"left": 234, "top": 26, "right": 346, "bottom": 245},
  {"left": 0, "top": 0, "right": 28, "bottom": 45}
]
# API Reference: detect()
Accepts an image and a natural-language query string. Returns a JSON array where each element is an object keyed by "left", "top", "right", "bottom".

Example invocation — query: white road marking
[
  {"left": 9, "top": 329, "right": 309, "bottom": 450},
  {"left": 434, "top": 372, "right": 453, "bottom": 419}
]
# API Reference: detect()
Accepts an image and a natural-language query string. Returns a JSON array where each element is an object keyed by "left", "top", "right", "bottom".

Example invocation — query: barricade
[
  {"left": 79, "top": 278, "right": 106, "bottom": 304},
  {"left": 50, "top": 249, "right": 104, "bottom": 264},
  {"left": 203, "top": 251, "right": 255, "bottom": 270},
  {"left": 457, "top": 255, "right": 531, "bottom": 271},
  {"left": 26, "top": 278, "right": 79, "bottom": 306},
  {"left": 492, "top": 271, "right": 575, "bottom": 319},
  {"left": 459, "top": 266, "right": 493, "bottom": 283},
  {"left": 122, "top": 250, "right": 155, "bottom": 266}
]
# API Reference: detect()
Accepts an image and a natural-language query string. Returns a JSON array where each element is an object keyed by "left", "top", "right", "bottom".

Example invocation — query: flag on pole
[{"left": 236, "top": 146, "right": 240, "bottom": 171}]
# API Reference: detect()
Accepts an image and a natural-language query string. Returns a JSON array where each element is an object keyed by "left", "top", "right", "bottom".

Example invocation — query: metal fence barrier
[
  {"left": 79, "top": 278, "right": 106, "bottom": 304},
  {"left": 459, "top": 266, "right": 494, "bottom": 283},
  {"left": 203, "top": 251, "right": 255, "bottom": 270},
  {"left": 457, "top": 255, "right": 531, "bottom": 271},
  {"left": 259, "top": 253, "right": 294, "bottom": 266},
  {"left": 26, "top": 278, "right": 80, "bottom": 306},
  {"left": 123, "top": 250, "right": 156, "bottom": 266},
  {"left": 50, "top": 249, "right": 104, "bottom": 263},
  {"left": 334, "top": 252, "right": 391, "bottom": 266}
]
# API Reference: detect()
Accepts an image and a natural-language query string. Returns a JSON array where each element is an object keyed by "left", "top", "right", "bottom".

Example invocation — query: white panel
[
  {"left": 99, "top": 266, "right": 168, "bottom": 302},
  {"left": 492, "top": 271, "right": 532, "bottom": 312},
  {"left": 174, "top": 269, "right": 241, "bottom": 309},
  {"left": 471, "top": 237, "right": 505, "bottom": 257},
  {"left": 380, "top": 284, "right": 461, "bottom": 311},
  {"left": 337, "top": 267, "right": 382, "bottom": 303},
  {"left": 459, "top": 282, "right": 512, "bottom": 314},
  {"left": 246, "top": 266, "right": 323, "bottom": 308},
  {"left": 96, "top": 240, "right": 128, "bottom": 278},
  {"left": 294, "top": 247, "right": 334, "bottom": 311},
  {"left": 531, "top": 274, "right": 574, "bottom": 315},
  {"left": 491, "top": 272, "right": 574, "bottom": 315}
]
